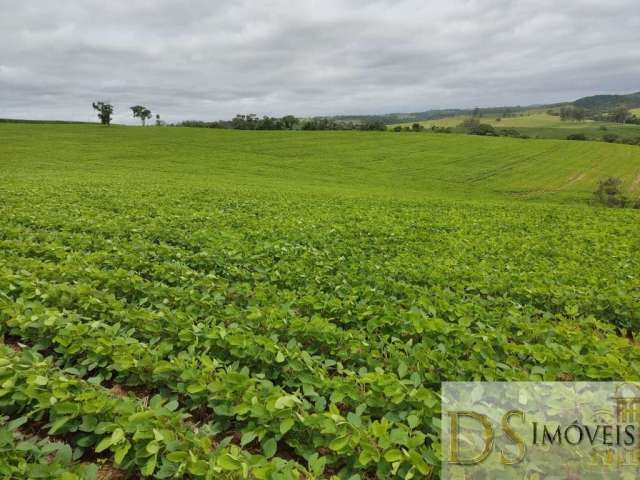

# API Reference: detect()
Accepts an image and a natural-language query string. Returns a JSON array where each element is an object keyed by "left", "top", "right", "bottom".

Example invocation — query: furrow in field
[{"left": 0, "top": 343, "right": 306, "bottom": 478}]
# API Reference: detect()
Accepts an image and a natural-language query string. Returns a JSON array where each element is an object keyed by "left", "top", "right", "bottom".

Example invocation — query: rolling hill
[
  {"left": 2, "top": 123, "right": 640, "bottom": 202},
  {"left": 390, "top": 109, "right": 640, "bottom": 142},
  {"left": 333, "top": 91, "right": 640, "bottom": 126},
  {"left": 573, "top": 91, "right": 640, "bottom": 111},
  {"left": 1, "top": 123, "right": 640, "bottom": 478}
]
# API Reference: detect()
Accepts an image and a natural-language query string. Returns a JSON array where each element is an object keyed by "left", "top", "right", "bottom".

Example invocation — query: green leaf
[
  {"left": 188, "top": 460, "right": 209, "bottom": 475},
  {"left": 408, "top": 449, "right": 430, "bottom": 475},
  {"left": 407, "top": 415, "right": 420, "bottom": 429},
  {"left": 186, "top": 383, "right": 206, "bottom": 394},
  {"left": 8, "top": 416, "right": 29, "bottom": 430},
  {"left": 274, "top": 395, "right": 299, "bottom": 410},
  {"left": 329, "top": 435, "right": 350, "bottom": 452},
  {"left": 308, "top": 453, "right": 326, "bottom": 476},
  {"left": 384, "top": 448, "right": 404, "bottom": 462},
  {"left": 218, "top": 454, "right": 241, "bottom": 471},
  {"left": 141, "top": 454, "right": 157, "bottom": 476},
  {"left": 166, "top": 451, "right": 189, "bottom": 463},
  {"left": 114, "top": 442, "right": 131, "bottom": 464},
  {"left": 240, "top": 431, "right": 257, "bottom": 446},
  {"left": 94, "top": 436, "right": 113, "bottom": 453},
  {"left": 111, "top": 427, "right": 125, "bottom": 444},
  {"left": 280, "top": 418, "right": 295, "bottom": 435},
  {"left": 146, "top": 440, "right": 161, "bottom": 454},
  {"left": 55, "top": 444, "right": 73, "bottom": 465},
  {"left": 128, "top": 411, "right": 155, "bottom": 423},
  {"left": 49, "top": 416, "right": 71, "bottom": 434},
  {"left": 262, "top": 437, "right": 277, "bottom": 458},
  {"left": 397, "top": 361, "right": 408, "bottom": 378}
]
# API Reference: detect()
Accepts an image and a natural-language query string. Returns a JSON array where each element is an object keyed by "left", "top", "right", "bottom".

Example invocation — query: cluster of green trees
[
  {"left": 300, "top": 118, "right": 345, "bottom": 130},
  {"left": 178, "top": 120, "right": 227, "bottom": 128},
  {"left": 91, "top": 102, "right": 162, "bottom": 126},
  {"left": 392, "top": 124, "right": 452, "bottom": 133},
  {"left": 566, "top": 133, "right": 588, "bottom": 141},
  {"left": 391, "top": 118, "right": 520, "bottom": 137},
  {"left": 607, "top": 107, "right": 640, "bottom": 124},
  {"left": 588, "top": 107, "right": 640, "bottom": 124},
  {"left": 593, "top": 178, "right": 640, "bottom": 209},
  {"left": 559, "top": 106, "right": 587, "bottom": 121},
  {"left": 178, "top": 115, "right": 301, "bottom": 130},
  {"left": 130, "top": 105, "right": 152, "bottom": 126},
  {"left": 557, "top": 105, "right": 639, "bottom": 124},
  {"left": 602, "top": 133, "right": 640, "bottom": 145},
  {"left": 567, "top": 132, "right": 640, "bottom": 145},
  {"left": 230, "top": 114, "right": 299, "bottom": 130},
  {"left": 456, "top": 118, "right": 529, "bottom": 138},
  {"left": 178, "top": 116, "right": 387, "bottom": 131},
  {"left": 283, "top": 116, "right": 385, "bottom": 131}
]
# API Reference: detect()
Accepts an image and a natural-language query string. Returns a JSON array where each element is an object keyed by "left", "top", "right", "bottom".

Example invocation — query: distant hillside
[
  {"left": 2, "top": 122, "right": 640, "bottom": 200},
  {"left": 334, "top": 92, "right": 639, "bottom": 125},
  {"left": 331, "top": 106, "right": 539, "bottom": 125},
  {"left": 573, "top": 92, "right": 640, "bottom": 112},
  {"left": 331, "top": 109, "right": 473, "bottom": 125}
]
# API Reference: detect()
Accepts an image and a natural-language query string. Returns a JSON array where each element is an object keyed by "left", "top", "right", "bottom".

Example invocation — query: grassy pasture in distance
[
  {"left": 391, "top": 110, "right": 640, "bottom": 141},
  {"left": 393, "top": 110, "right": 564, "bottom": 129},
  {"left": 2, "top": 123, "right": 640, "bottom": 201},
  {"left": 1, "top": 123, "right": 640, "bottom": 479}
]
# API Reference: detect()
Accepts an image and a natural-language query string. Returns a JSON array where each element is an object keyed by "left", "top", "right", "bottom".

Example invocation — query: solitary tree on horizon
[
  {"left": 131, "top": 105, "right": 152, "bottom": 126},
  {"left": 92, "top": 101, "right": 113, "bottom": 126}
]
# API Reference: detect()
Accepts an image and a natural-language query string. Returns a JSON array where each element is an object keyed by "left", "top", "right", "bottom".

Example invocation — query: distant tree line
[
  {"left": 90, "top": 100, "right": 638, "bottom": 132},
  {"left": 176, "top": 115, "right": 387, "bottom": 131},
  {"left": 393, "top": 123, "right": 452, "bottom": 133},
  {"left": 556, "top": 105, "right": 639, "bottom": 124},
  {"left": 566, "top": 125, "right": 640, "bottom": 145},
  {"left": 391, "top": 119, "right": 530, "bottom": 138},
  {"left": 604, "top": 134, "right": 640, "bottom": 145}
]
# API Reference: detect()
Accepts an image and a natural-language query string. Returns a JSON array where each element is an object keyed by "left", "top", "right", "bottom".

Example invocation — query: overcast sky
[{"left": 1, "top": 0, "right": 639, "bottom": 123}]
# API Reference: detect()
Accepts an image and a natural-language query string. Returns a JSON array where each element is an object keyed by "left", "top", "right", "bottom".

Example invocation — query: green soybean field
[{"left": 1, "top": 123, "right": 640, "bottom": 479}]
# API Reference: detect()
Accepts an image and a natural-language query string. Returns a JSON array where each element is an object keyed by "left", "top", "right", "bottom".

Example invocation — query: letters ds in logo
[
  {"left": 447, "top": 410, "right": 526, "bottom": 466},
  {"left": 442, "top": 382, "right": 640, "bottom": 479}
]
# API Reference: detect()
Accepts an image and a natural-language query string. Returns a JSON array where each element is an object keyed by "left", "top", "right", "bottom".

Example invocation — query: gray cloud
[{"left": 1, "top": 0, "right": 639, "bottom": 123}]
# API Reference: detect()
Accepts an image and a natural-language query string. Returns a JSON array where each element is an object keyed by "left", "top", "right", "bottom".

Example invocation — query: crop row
[
  {"left": 0, "top": 299, "right": 438, "bottom": 478},
  {"left": 2, "top": 178, "right": 640, "bottom": 478},
  {"left": 3, "top": 280, "right": 640, "bottom": 477},
  {"left": 0, "top": 344, "right": 307, "bottom": 479},
  {"left": 1, "top": 197, "right": 639, "bottom": 338},
  {"left": 0, "top": 419, "right": 99, "bottom": 479}
]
